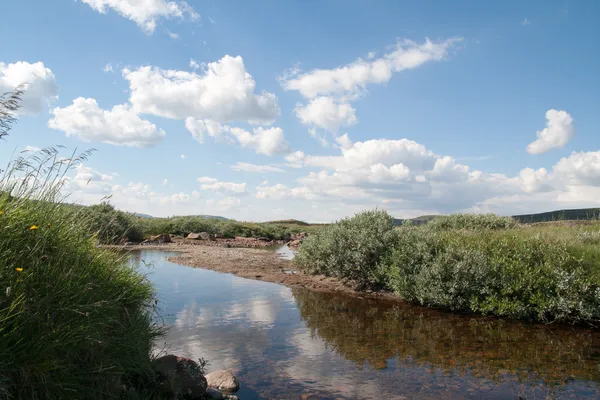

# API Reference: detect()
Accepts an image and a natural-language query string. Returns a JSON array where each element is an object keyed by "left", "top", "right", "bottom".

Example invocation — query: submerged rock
[
  {"left": 154, "top": 354, "right": 207, "bottom": 399},
  {"left": 205, "top": 370, "right": 240, "bottom": 392},
  {"left": 205, "top": 387, "right": 223, "bottom": 399}
]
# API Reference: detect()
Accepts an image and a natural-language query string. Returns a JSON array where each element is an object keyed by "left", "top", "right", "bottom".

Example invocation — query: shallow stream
[{"left": 130, "top": 250, "right": 600, "bottom": 399}]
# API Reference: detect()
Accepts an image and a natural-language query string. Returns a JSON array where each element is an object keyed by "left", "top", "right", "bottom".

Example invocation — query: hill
[{"left": 512, "top": 208, "right": 600, "bottom": 223}]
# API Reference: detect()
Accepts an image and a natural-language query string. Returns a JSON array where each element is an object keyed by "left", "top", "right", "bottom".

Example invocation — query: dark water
[{"left": 129, "top": 250, "right": 600, "bottom": 400}]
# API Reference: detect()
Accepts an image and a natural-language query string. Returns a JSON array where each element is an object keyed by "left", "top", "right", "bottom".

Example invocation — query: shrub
[
  {"left": 0, "top": 92, "right": 163, "bottom": 399},
  {"left": 426, "top": 213, "right": 518, "bottom": 230},
  {"left": 83, "top": 202, "right": 144, "bottom": 244},
  {"left": 295, "top": 209, "right": 397, "bottom": 288},
  {"left": 385, "top": 227, "right": 600, "bottom": 323}
]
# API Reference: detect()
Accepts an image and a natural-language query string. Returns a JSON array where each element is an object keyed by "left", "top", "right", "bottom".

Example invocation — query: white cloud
[
  {"left": 162, "top": 178, "right": 168, "bottom": 186},
  {"left": 230, "top": 162, "right": 285, "bottom": 173},
  {"left": 185, "top": 118, "right": 227, "bottom": 143},
  {"left": 308, "top": 127, "right": 330, "bottom": 147},
  {"left": 103, "top": 63, "right": 114, "bottom": 73},
  {"left": 206, "top": 197, "right": 241, "bottom": 211},
  {"left": 426, "top": 156, "right": 470, "bottom": 183},
  {"left": 229, "top": 126, "right": 290, "bottom": 156},
  {"left": 295, "top": 96, "right": 357, "bottom": 133},
  {"left": 256, "top": 184, "right": 316, "bottom": 200},
  {"left": 48, "top": 97, "right": 165, "bottom": 147},
  {"left": 335, "top": 133, "right": 353, "bottom": 150},
  {"left": 189, "top": 58, "right": 200, "bottom": 70},
  {"left": 180, "top": 154, "right": 186, "bottom": 159},
  {"left": 184, "top": 119, "right": 289, "bottom": 155},
  {"left": 282, "top": 38, "right": 461, "bottom": 99},
  {"left": 553, "top": 151, "right": 600, "bottom": 186},
  {"left": 526, "top": 109, "right": 574, "bottom": 154},
  {"left": 166, "top": 29, "right": 179, "bottom": 39},
  {"left": 197, "top": 177, "right": 248, "bottom": 195},
  {"left": 0, "top": 61, "right": 58, "bottom": 115},
  {"left": 23, "top": 145, "right": 41, "bottom": 153},
  {"left": 80, "top": 0, "right": 199, "bottom": 33},
  {"left": 123, "top": 55, "right": 280, "bottom": 124}
]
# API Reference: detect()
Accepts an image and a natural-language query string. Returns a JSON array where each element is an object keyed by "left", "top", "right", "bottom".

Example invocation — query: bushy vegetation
[
  {"left": 82, "top": 202, "right": 144, "bottom": 244},
  {"left": 295, "top": 209, "right": 600, "bottom": 324},
  {"left": 294, "top": 209, "right": 398, "bottom": 288},
  {"left": 0, "top": 91, "right": 164, "bottom": 399},
  {"left": 132, "top": 214, "right": 317, "bottom": 241}
]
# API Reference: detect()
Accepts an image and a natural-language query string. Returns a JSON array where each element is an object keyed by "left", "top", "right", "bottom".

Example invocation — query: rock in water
[
  {"left": 154, "top": 354, "right": 207, "bottom": 399},
  {"left": 205, "top": 370, "right": 240, "bottom": 392},
  {"left": 205, "top": 388, "right": 223, "bottom": 399}
]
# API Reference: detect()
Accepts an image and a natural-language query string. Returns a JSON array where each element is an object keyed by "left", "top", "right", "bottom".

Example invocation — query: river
[{"left": 129, "top": 249, "right": 600, "bottom": 399}]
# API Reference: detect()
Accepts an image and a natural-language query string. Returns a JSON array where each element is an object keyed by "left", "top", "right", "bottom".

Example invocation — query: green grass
[
  {"left": 0, "top": 91, "right": 165, "bottom": 399},
  {"left": 295, "top": 209, "right": 600, "bottom": 324}
]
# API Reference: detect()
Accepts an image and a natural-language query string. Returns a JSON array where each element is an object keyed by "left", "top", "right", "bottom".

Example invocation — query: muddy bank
[{"left": 118, "top": 242, "right": 397, "bottom": 300}]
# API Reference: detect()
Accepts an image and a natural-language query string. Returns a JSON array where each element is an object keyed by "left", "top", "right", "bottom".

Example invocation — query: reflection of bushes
[{"left": 292, "top": 288, "right": 600, "bottom": 386}]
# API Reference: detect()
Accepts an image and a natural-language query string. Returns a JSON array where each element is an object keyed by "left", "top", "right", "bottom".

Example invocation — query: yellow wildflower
[
  {"left": 29, "top": 225, "right": 38, "bottom": 230},
  {"left": 15, "top": 268, "right": 23, "bottom": 273},
  {"left": 0, "top": 211, "right": 4, "bottom": 215},
  {"left": 47, "top": 224, "right": 51, "bottom": 228}
]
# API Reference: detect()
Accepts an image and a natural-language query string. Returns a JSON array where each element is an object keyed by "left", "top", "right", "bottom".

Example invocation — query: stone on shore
[
  {"left": 205, "top": 387, "right": 223, "bottom": 399},
  {"left": 154, "top": 354, "right": 207, "bottom": 399},
  {"left": 205, "top": 370, "right": 240, "bottom": 392}
]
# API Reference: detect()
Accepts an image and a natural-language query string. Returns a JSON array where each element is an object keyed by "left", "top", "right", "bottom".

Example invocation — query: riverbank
[{"left": 118, "top": 241, "right": 397, "bottom": 300}]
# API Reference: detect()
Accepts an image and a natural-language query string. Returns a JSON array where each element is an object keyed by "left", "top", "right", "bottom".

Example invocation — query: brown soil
[{"left": 117, "top": 240, "right": 397, "bottom": 300}]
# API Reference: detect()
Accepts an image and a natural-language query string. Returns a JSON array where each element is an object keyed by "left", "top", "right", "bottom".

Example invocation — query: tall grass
[
  {"left": 295, "top": 209, "right": 600, "bottom": 324},
  {"left": 0, "top": 91, "right": 164, "bottom": 399}
]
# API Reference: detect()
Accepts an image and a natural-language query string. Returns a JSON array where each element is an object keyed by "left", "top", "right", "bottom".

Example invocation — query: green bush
[
  {"left": 295, "top": 209, "right": 397, "bottom": 288},
  {"left": 0, "top": 92, "right": 163, "bottom": 399},
  {"left": 427, "top": 213, "right": 518, "bottom": 230},
  {"left": 83, "top": 202, "right": 144, "bottom": 244},
  {"left": 386, "top": 227, "right": 600, "bottom": 323}
]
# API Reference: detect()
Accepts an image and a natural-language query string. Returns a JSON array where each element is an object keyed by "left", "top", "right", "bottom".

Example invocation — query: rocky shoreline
[{"left": 153, "top": 354, "right": 240, "bottom": 400}]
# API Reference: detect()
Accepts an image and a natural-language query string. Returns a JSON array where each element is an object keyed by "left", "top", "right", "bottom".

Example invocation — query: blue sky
[{"left": 1, "top": 0, "right": 599, "bottom": 222}]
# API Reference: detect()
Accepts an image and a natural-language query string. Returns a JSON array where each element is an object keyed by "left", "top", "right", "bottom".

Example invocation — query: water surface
[{"left": 130, "top": 250, "right": 600, "bottom": 399}]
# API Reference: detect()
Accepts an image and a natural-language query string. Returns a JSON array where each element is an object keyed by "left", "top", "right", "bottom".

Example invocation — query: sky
[{"left": 1, "top": 0, "right": 599, "bottom": 222}]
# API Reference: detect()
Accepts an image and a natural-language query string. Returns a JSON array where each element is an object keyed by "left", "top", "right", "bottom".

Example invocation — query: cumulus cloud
[
  {"left": 0, "top": 61, "right": 58, "bottom": 115},
  {"left": 230, "top": 126, "right": 289, "bottom": 156},
  {"left": 184, "top": 119, "right": 289, "bottom": 155},
  {"left": 185, "top": 118, "right": 227, "bottom": 143},
  {"left": 80, "top": 0, "right": 199, "bottom": 33},
  {"left": 197, "top": 177, "right": 248, "bottom": 196},
  {"left": 526, "top": 109, "right": 574, "bottom": 154},
  {"left": 282, "top": 38, "right": 461, "bottom": 99},
  {"left": 553, "top": 151, "right": 600, "bottom": 186},
  {"left": 295, "top": 96, "right": 357, "bottom": 133},
  {"left": 48, "top": 97, "right": 166, "bottom": 147},
  {"left": 230, "top": 162, "right": 285, "bottom": 173},
  {"left": 206, "top": 197, "right": 241, "bottom": 211},
  {"left": 519, "top": 168, "right": 552, "bottom": 193},
  {"left": 123, "top": 55, "right": 280, "bottom": 124}
]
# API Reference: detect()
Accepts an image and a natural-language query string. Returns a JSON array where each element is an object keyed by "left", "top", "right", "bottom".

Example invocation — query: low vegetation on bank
[
  {"left": 75, "top": 204, "right": 319, "bottom": 245},
  {"left": 295, "top": 210, "right": 600, "bottom": 324}
]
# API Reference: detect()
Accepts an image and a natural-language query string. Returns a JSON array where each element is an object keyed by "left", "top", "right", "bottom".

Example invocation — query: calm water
[{"left": 130, "top": 250, "right": 600, "bottom": 400}]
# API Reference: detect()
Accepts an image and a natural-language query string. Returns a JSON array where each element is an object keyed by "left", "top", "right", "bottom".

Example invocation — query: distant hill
[
  {"left": 135, "top": 213, "right": 153, "bottom": 219},
  {"left": 512, "top": 208, "right": 600, "bottom": 223},
  {"left": 393, "top": 215, "right": 439, "bottom": 226},
  {"left": 265, "top": 219, "right": 311, "bottom": 226},
  {"left": 393, "top": 208, "right": 600, "bottom": 226}
]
